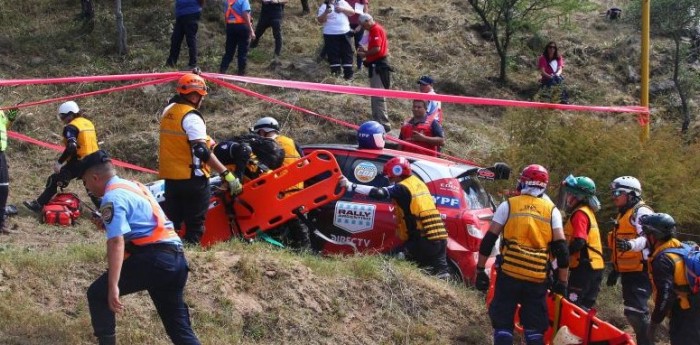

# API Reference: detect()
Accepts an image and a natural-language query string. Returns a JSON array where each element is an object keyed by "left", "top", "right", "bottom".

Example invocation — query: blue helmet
[{"left": 357, "top": 121, "right": 386, "bottom": 149}]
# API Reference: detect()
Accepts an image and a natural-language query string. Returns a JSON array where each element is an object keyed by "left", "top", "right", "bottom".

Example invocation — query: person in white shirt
[{"left": 317, "top": 0, "right": 356, "bottom": 79}]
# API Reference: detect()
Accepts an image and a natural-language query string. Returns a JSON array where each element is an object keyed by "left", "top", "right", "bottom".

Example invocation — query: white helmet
[
  {"left": 610, "top": 176, "right": 642, "bottom": 196},
  {"left": 58, "top": 101, "right": 80, "bottom": 119},
  {"left": 252, "top": 117, "right": 280, "bottom": 133}
]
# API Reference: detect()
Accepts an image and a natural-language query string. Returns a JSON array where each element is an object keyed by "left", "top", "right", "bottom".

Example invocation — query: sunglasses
[{"left": 611, "top": 190, "right": 626, "bottom": 197}]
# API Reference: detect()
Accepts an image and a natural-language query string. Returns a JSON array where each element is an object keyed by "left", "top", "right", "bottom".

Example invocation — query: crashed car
[{"left": 301, "top": 144, "right": 510, "bottom": 283}]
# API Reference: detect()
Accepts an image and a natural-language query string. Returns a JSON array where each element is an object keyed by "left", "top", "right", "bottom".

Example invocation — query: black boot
[
  {"left": 626, "top": 312, "right": 651, "bottom": 345},
  {"left": 97, "top": 334, "right": 116, "bottom": 345}
]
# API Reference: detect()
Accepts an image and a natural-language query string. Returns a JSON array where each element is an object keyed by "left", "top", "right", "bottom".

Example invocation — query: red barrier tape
[
  {"left": 208, "top": 73, "right": 648, "bottom": 114},
  {"left": 203, "top": 74, "right": 481, "bottom": 166},
  {"left": 0, "top": 76, "right": 180, "bottom": 111},
  {"left": 8, "top": 131, "right": 158, "bottom": 174},
  {"left": 0, "top": 72, "right": 184, "bottom": 87}
]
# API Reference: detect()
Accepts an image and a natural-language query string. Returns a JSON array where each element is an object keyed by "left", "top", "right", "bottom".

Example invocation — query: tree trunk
[
  {"left": 115, "top": 0, "right": 128, "bottom": 55},
  {"left": 673, "top": 36, "right": 691, "bottom": 132},
  {"left": 81, "top": 0, "right": 94, "bottom": 20}
]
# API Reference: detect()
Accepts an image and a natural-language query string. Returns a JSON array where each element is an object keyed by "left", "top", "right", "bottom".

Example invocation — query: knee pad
[
  {"left": 493, "top": 329, "right": 514, "bottom": 345},
  {"left": 524, "top": 329, "right": 544, "bottom": 345}
]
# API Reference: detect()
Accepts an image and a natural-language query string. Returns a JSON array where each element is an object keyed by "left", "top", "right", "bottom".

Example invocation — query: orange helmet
[{"left": 176, "top": 73, "right": 208, "bottom": 96}]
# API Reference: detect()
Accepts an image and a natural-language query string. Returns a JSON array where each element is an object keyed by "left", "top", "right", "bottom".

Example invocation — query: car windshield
[{"left": 458, "top": 176, "right": 491, "bottom": 210}]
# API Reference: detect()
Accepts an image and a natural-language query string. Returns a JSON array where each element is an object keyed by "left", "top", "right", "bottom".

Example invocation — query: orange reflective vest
[
  {"left": 501, "top": 195, "right": 555, "bottom": 283},
  {"left": 608, "top": 202, "right": 648, "bottom": 272},
  {"left": 649, "top": 238, "right": 692, "bottom": 310},
  {"left": 106, "top": 181, "right": 180, "bottom": 248},
  {"left": 63, "top": 117, "right": 99, "bottom": 160},
  {"left": 276, "top": 135, "right": 303, "bottom": 194},
  {"left": 159, "top": 103, "right": 211, "bottom": 180},
  {"left": 564, "top": 206, "right": 604, "bottom": 269},
  {"left": 399, "top": 119, "right": 439, "bottom": 157},
  {"left": 225, "top": 0, "right": 245, "bottom": 24},
  {"left": 394, "top": 175, "right": 448, "bottom": 241}
]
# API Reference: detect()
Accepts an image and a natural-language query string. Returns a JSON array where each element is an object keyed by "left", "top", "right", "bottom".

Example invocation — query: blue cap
[{"left": 417, "top": 75, "right": 434, "bottom": 85}]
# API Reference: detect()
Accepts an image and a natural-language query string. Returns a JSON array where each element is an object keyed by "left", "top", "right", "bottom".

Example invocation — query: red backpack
[{"left": 42, "top": 193, "right": 82, "bottom": 226}]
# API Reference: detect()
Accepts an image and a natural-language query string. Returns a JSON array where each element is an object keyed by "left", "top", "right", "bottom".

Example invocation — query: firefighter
[
  {"left": 340, "top": 156, "right": 449, "bottom": 278},
  {"left": 80, "top": 150, "right": 200, "bottom": 345},
  {"left": 252, "top": 116, "right": 311, "bottom": 250},
  {"left": 475, "top": 164, "right": 568, "bottom": 345},
  {"left": 159, "top": 73, "right": 243, "bottom": 245},
  {"left": 607, "top": 176, "right": 653, "bottom": 345},
  {"left": 641, "top": 213, "right": 700, "bottom": 345},
  {"left": 561, "top": 175, "right": 604, "bottom": 310},
  {"left": 24, "top": 101, "right": 101, "bottom": 212}
]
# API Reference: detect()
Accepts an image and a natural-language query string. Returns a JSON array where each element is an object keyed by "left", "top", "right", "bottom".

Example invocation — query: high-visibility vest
[
  {"left": 225, "top": 0, "right": 245, "bottom": 24},
  {"left": 393, "top": 175, "right": 448, "bottom": 241},
  {"left": 608, "top": 202, "right": 648, "bottom": 272},
  {"left": 0, "top": 110, "right": 9, "bottom": 151},
  {"left": 501, "top": 194, "right": 555, "bottom": 283},
  {"left": 159, "top": 103, "right": 211, "bottom": 180},
  {"left": 564, "top": 206, "right": 604, "bottom": 269},
  {"left": 276, "top": 135, "right": 303, "bottom": 194},
  {"left": 106, "top": 181, "right": 180, "bottom": 248},
  {"left": 650, "top": 238, "right": 691, "bottom": 310},
  {"left": 399, "top": 119, "right": 439, "bottom": 157},
  {"left": 63, "top": 117, "right": 99, "bottom": 160}
]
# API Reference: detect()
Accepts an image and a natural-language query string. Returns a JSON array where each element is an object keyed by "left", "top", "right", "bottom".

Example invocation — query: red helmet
[
  {"left": 519, "top": 164, "right": 549, "bottom": 188},
  {"left": 383, "top": 157, "right": 412, "bottom": 178},
  {"left": 177, "top": 73, "right": 208, "bottom": 96}
]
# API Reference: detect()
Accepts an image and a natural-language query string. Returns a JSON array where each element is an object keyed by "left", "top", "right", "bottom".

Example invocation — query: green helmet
[{"left": 563, "top": 175, "right": 596, "bottom": 197}]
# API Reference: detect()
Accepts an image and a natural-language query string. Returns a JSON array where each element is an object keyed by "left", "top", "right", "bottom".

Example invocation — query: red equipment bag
[{"left": 42, "top": 193, "right": 82, "bottom": 226}]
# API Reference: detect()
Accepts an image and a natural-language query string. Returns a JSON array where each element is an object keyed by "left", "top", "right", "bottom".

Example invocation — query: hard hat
[
  {"left": 176, "top": 73, "right": 208, "bottom": 96},
  {"left": 252, "top": 117, "right": 280, "bottom": 133},
  {"left": 383, "top": 157, "right": 411, "bottom": 178},
  {"left": 58, "top": 101, "right": 80, "bottom": 120},
  {"left": 552, "top": 326, "right": 582, "bottom": 345},
  {"left": 610, "top": 176, "right": 642, "bottom": 197},
  {"left": 640, "top": 213, "right": 676, "bottom": 240},
  {"left": 519, "top": 164, "right": 549, "bottom": 189},
  {"left": 357, "top": 121, "right": 386, "bottom": 149},
  {"left": 563, "top": 175, "right": 596, "bottom": 197}
]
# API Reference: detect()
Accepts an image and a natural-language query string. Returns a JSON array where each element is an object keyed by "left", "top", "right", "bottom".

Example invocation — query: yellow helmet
[{"left": 176, "top": 73, "right": 208, "bottom": 96}]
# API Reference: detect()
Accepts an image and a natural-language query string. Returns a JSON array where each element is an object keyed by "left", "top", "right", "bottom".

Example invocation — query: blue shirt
[
  {"left": 222, "top": 0, "right": 251, "bottom": 20},
  {"left": 101, "top": 176, "right": 180, "bottom": 246},
  {"left": 176, "top": 0, "right": 202, "bottom": 17}
]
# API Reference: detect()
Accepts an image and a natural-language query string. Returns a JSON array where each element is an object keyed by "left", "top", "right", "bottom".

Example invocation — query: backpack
[
  {"left": 660, "top": 243, "right": 700, "bottom": 294},
  {"left": 42, "top": 193, "right": 82, "bottom": 226}
]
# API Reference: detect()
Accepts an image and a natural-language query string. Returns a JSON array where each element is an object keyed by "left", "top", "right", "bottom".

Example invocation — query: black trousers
[
  {"left": 323, "top": 32, "right": 354, "bottom": 79},
  {"left": 490, "top": 271, "right": 549, "bottom": 336},
  {"left": 405, "top": 237, "right": 448, "bottom": 276},
  {"left": 36, "top": 159, "right": 101, "bottom": 208},
  {"left": 251, "top": 9, "right": 283, "bottom": 56},
  {"left": 669, "top": 294, "right": 700, "bottom": 345},
  {"left": 220, "top": 23, "right": 250, "bottom": 75},
  {"left": 167, "top": 12, "right": 201, "bottom": 67},
  {"left": 164, "top": 177, "right": 209, "bottom": 244},
  {"left": 0, "top": 152, "right": 8, "bottom": 228},
  {"left": 568, "top": 263, "right": 603, "bottom": 309}
]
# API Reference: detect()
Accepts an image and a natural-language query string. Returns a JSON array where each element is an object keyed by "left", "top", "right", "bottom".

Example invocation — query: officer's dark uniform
[{"left": 249, "top": 0, "right": 285, "bottom": 57}]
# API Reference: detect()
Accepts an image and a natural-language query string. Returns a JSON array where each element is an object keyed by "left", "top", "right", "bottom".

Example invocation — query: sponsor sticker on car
[
  {"left": 433, "top": 195, "right": 461, "bottom": 208},
  {"left": 353, "top": 161, "right": 378, "bottom": 183},
  {"left": 333, "top": 201, "right": 376, "bottom": 233}
]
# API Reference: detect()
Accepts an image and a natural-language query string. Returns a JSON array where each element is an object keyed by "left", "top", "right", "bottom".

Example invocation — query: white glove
[
  {"left": 339, "top": 176, "right": 351, "bottom": 189},
  {"left": 53, "top": 161, "right": 63, "bottom": 174}
]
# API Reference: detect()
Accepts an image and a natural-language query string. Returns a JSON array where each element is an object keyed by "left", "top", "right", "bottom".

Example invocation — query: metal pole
[{"left": 640, "top": 0, "right": 651, "bottom": 142}]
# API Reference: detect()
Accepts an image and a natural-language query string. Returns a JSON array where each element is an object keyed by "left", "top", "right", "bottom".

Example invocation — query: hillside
[{"left": 0, "top": 0, "right": 691, "bottom": 344}]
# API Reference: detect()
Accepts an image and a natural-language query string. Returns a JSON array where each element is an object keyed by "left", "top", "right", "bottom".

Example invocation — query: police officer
[
  {"left": 159, "top": 73, "right": 242, "bottom": 245},
  {"left": 640, "top": 213, "right": 700, "bottom": 345},
  {"left": 81, "top": 150, "right": 200, "bottom": 345},
  {"left": 340, "top": 156, "right": 449, "bottom": 278},
  {"left": 607, "top": 176, "right": 653, "bottom": 345},
  {"left": 249, "top": 0, "right": 287, "bottom": 61},
  {"left": 24, "top": 101, "right": 101, "bottom": 212},
  {"left": 252, "top": 116, "right": 311, "bottom": 249},
  {"left": 0, "top": 107, "right": 18, "bottom": 234},
  {"left": 219, "top": 0, "right": 255, "bottom": 75},
  {"left": 475, "top": 164, "right": 568, "bottom": 345},
  {"left": 561, "top": 175, "right": 604, "bottom": 310}
]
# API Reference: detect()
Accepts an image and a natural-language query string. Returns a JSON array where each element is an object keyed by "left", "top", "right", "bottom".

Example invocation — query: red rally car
[{"left": 301, "top": 144, "right": 511, "bottom": 283}]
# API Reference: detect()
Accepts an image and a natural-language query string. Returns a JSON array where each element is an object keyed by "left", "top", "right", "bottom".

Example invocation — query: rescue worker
[
  {"left": 561, "top": 175, "right": 604, "bottom": 310},
  {"left": 356, "top": 120, "right": 386, "bottom": 150},
  {"left": 252, "top": 116, "right": 311, "bottom": 250},
  {"left": 475, "top": 164, "right": 569, "bottom": 345},
  {"left": 213, "top": 134, "right": 284, "bottom": 183},
  {"left": 641, "top": 213, "right": 700, "bottom": 345},
  {"left": 159, "top": 73, "right": 243, "bottom": 245},
  {"left": 340, "top": 156, "right": 449, "bottom": 278},
  {"left": 398, "top": 100, "right": 445, "bottom": 157},
  {"left": 0, "top": 107, "right": 18, "bottom": 234},
  {"left": 80, "top": 150, "right": 200, "bottom": 345},
  {"left": 24, "top": 101, "right": 101, "bottom": 212},
  {"left": 607, "top": 176, "right": 653, "bottom": 345}
]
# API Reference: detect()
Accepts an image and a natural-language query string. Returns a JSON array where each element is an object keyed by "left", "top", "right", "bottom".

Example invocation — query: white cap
[{"left": 359, "top": 13, "right": 373, "bottom": 23}]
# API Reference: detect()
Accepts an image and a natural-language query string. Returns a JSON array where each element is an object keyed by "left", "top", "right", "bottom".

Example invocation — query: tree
[
  {"left": 115, "top": 0, "right": 128, "bottom": 55},
  {"left": 630, "top": 0, "right": 700, "bottom": 132},
  {"left": 81, "top": 0, "right": 94, "bottom": 20},
  {"left": 467, "top": 0, "right": 589, "bottom": 82}
]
